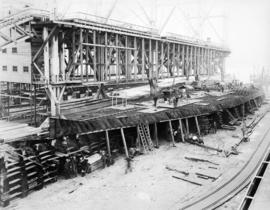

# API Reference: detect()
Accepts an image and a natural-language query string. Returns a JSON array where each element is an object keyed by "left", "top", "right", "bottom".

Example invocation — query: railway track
[{"left": 180, "top": 111, "right": 270, "bottom": 210}]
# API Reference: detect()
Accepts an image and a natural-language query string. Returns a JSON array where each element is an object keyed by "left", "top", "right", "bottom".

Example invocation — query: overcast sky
[{"left": 1, "top": 0, "right": 270, "bottom": 81}]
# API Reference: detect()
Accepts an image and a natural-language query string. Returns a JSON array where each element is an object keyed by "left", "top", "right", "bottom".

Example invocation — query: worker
[
  {"left": 241, "top": 119, "right": 249, "bottom": 142},
  {"left": 173, "top": 128, "right": 183, "bottom": 142},
  {"left": 100, "top": 150, "right": 107, "bottom": 168},
  {"left": 149, "top": 77, "right": 159, "bottom": 109},
  {"left": 125, "top": 157, "right": 133, "bottom": 174}
]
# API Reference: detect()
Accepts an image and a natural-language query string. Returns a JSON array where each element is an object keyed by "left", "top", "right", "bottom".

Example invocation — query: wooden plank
[{"left": 172, "top": 175, "right": 202, "bottom": 186}]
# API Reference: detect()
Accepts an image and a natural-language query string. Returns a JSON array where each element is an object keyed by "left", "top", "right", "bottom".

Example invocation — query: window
[
  {"left": 23, "top": 66, "right": 29, "bottom": 72},
  {"left": 2, "top": 48, "right": 7, "bottom": 53},
  {"left": 12, "top": 47, "right": 17, "bottom": 53},
  {"left": 12, "top": 66, "right": 18, "bottom": 72},
  {"left": 2, "top": 66, "right": 7, "bottom": 71}
]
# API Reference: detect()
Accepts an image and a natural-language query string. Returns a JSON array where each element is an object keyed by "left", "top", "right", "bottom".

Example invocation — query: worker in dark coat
[{"left": 149, "top": 77, "right": 159, "bottom": 109}]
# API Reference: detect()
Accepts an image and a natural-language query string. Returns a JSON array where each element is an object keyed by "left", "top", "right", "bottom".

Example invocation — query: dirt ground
[{"left": 5, "top": 101, "right": 269, "bottom": 210}]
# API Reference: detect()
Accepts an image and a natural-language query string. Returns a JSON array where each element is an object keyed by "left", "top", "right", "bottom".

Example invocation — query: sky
[{"left": 1, "top": 0, "right": 270, "bottom": 82}]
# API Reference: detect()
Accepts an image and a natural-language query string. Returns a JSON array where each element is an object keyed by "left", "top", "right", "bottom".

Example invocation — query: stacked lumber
[{"left": 0, "top": 150, "right": 59, "bottom": 207}]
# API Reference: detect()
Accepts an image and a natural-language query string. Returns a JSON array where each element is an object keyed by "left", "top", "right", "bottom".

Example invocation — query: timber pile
[{"left": 0, "top": 150, "right": 58, "bottom": 207}]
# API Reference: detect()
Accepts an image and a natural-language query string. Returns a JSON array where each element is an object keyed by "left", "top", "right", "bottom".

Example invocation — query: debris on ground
[{"left": 172, "top": 175, "right": 202, "bottom": 186}]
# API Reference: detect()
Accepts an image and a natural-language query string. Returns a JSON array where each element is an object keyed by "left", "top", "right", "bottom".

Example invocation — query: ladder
[
  {"left": 138, "top": 124, "right": 154, "bottom": 152},
  {"left": 138, "top": 124, "right": 149, "bottom": 153},
  {"left": 142, "top": 124, "right": 154, "bottom": 150}
]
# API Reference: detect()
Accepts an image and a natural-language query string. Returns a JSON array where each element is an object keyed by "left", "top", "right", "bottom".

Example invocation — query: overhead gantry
[{"left": 0, "top": 9, "right": 230, "bottom": 117}]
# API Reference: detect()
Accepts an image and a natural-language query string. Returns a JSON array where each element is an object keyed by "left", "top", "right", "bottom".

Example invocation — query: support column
[
  {"left": 167, "top": 42, "right": 170, "bottom": 77},
  {"left": 105, "top": 130, "right": 111, "bottom": 157},
  {"left": 181, "top": 45, "right": 185, "bottom": 76},
  {"left": 125, "top": 35, "right": 128, "bottom": 81},
  {"left": 116, "top": 34, "right": 119, "bottom": 83},
  {"left": 79, "top": 29, "right": 83, "bottom": 82},
  {"left": 169, "top": 120, "right": 176, "bottom": 147},
  {"left": 161, "top": 42, "right": 164, "bottom": 79},
  {"left": 195, "top": 116, "right": 201, "bottom": 136},
  {"left": 120, "top": 128, "right": 129, "bottom": 158},
  {"left": 134, "top": 37, "right": 138, "bottom": 81},
  {"left": 142, "top": 38, "right": 145, "bottom": 80},
  {"left": 172, "top": 43, "right": 175, "bottom": 77},
  {"left": 149, "top": 39, "right": 152, "bottom": 78},
  {"left": 105, "top": 32, "right": 108, "bottom": 81},
  {"left": 185, "top": 118, "right": 189, "bottom": 135},
  {"left": 178, "top": 119, "right": 185, "bottom": 142},
  {"left": 85, "top": 30, "right": 89, "bottom": 81},
  {"left": 177, "top": 44, "right": 180, "bottom": 77},
  {"left": 154, "top": 122, "right": 159, "bottom": 148},
  {"left": 43, "top": 27, "right": 50, "bottom": 80},
  {"left": 93, "top": 31, "right": 97, "bottom": 81}
]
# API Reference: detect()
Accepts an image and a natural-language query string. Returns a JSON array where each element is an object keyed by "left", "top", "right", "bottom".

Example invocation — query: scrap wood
[
  {"left": 221, "top": 124, "right": 236, "bottom": 131},
  {"left": 195, "top": 172, "right": 218, "bottom": 180},
  {"left": 185, "top": 156, "right": 219, "bottom": 166},
  {"left": 172, "top": 176, "right": 202, "bottom": 186},
  {"left": 189, "top": 142, "right": 223, "bottom": 153},
  {"left": 208, "top": 166, "right": 218, "bottom": 169},
  {"left": 166, "top": 166, "right": 189, "bottom": 176},
  {"left": 197, "top": 175, "right": 209, "bottom": 180}
]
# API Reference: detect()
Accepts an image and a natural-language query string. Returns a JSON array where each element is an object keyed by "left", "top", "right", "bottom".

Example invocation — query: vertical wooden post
[
  {"left": 72, "top": 30, "right": 76, "bottom": 80},
  {"left": 142, "top": 38, "right": 145, "bottom": 80},
  {"left": 93, "top": 31, "right": 97, "bottom": 81},
  {"left": 155, "top": 40, "right": 158, "bottom": 78},
  {"left": 177, "top": 44, "right": 180, "bottom": 77},
  {"left": 43, "top": 27, "right": 50, "bottom": 80},
  {"left": 194, "top": 47, "right": 197, "bottom": 78},
  {"left": 79, "top": 28, "right": 83, "bottom": 81},
  {"left": 105, "top": 32, "right": 108, "bottom": 81},
  {"left": 161, "top": 42, "right": 164, "bottom": 79},
  {"left": 195, "top": 116, "right": 201, "bottom": 136},
  {"left": 169, "top": 120, "right": 176, "bottom": 146},
  {"left": 186, "top": 46, "right": 189, "bottom": 79},
  {"left": 134, "top": 37, "right": 137, "bottom": 81},
  {"left": 149, "top": 39, "right": 152, "bottom": 78},
  {"left": 185, "top": 118, "right": 189, "bottom": 135},
  {"left": 85, "top": 30, "right": 89, "bottom": 82},
  {"left": 181, "top": 44, "right": 185, "bottom": 76},
  {"left": 120, "top": 128, "right": 129, "bottom": 158},
  {"left": 172, "top": 43, "right": 175, "bottom": 77},
  {"left": 105, "top": 130, "right": 111, "bottom": 157},
  {"left": 190, "top": 46, "right": 193, "bottom": 76},
  {"left": 154, "top": 122, "right": 159, "bottom": 148},
  {"left": 125, "top": 35, "right": 128, "bottom": 82},
  {"left": 178, "top": 119, "right": 185, "bottom": 142},
  {"left": 136, "top": 125, "right": 141, "bottom": 148},
  {"left": 167, "top": 42, "right": 170, "bottom": 77}
]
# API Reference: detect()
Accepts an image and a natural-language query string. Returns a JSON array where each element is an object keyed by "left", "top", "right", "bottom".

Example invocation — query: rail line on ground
[{"left": 180, "top": 111, "right": 270, "bottom": 210}]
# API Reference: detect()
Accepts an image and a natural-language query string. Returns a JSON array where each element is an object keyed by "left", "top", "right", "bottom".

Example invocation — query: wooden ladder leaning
[{"left": 138, "top": 124, "right": 154, "bottom": 152}]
